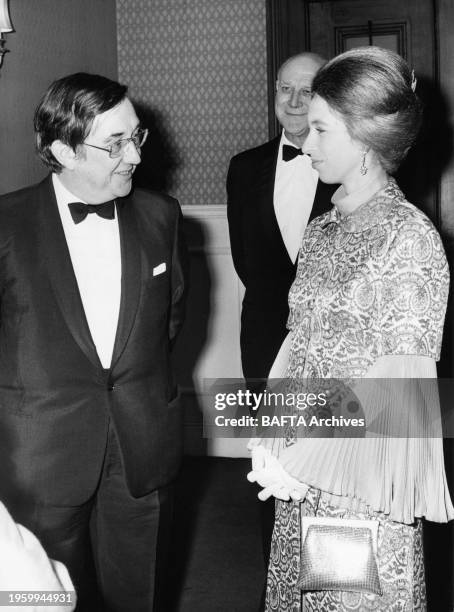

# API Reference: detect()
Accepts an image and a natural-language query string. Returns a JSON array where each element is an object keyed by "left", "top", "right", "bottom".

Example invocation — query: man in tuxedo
[
  {"left": 0, "top": 73, "right": 187, "bottom": 611},
  {"left": 227, "top": 52, "right": 335, "bottom": 389},
  {"left": 227, "top": 53, "right": 335, "bottom": 587}
]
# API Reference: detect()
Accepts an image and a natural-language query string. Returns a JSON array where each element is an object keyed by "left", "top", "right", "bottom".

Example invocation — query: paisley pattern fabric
[
  {"left": 265, "top": 181, "right": 447, "bottom": 611},
  {"left": 266, "top": 489, "right": 426, "bottom": 611},
  {"left": 286, "top": 180, "right": 447, "bottom": 381}
]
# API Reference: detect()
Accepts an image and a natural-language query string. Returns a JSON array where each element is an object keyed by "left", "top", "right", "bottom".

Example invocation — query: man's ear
[{"left": 50, "top": 140, "right": 79, "bottom": 170}]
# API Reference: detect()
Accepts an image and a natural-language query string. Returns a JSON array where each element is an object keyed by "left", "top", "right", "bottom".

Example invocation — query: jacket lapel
[
  {"left": 258, "top": 136, "right": 282, "bottom": 245},
  {"left": 110, "top": 195, "right": 142, "bottom": 370},
  {"left": 263, "top": 137, "right": 335, "bottom": 264},
  {"left": 38, "top": 176, "right": 103, "bottom": 370}
]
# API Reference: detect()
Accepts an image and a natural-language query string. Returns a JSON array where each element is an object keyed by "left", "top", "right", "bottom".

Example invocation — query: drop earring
[{"left": 360, "top": 151, "right": 368, "bottom": 176}]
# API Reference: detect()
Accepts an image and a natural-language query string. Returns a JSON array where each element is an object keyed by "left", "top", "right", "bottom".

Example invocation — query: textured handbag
[{"left": 297, "top": 517, "right": 382, "bottom": 595}]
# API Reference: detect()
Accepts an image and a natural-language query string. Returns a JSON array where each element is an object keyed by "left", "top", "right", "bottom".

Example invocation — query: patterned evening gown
[{"left": 264, "top": 180, "right": 453, "bottom": 611}]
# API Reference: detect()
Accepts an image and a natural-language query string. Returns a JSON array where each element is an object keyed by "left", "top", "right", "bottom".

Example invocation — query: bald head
[
  {"left": 277, "top": 52, "right": 326, "bottom": 82},
  {"left": 275, "top": 52, "right": 327, "bottom": 147}
]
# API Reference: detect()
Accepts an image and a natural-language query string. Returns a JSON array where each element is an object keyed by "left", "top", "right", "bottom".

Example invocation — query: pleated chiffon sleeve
[
  {"left": 255, "top": 182, "right": 454, "bottom": 525},
  {"left": 273, "top": 356, "right": 454, "bottom": 524}
]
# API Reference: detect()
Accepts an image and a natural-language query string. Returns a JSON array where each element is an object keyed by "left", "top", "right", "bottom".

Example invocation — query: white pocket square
[{"left": 153, "top": 262, "right": 166, "bottom": 276}]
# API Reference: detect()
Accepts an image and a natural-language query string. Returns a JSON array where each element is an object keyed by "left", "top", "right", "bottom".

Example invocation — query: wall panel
[
  {"left": 175, "top": 205, "right": 248, "bottom": 457},
  {"left": 117, "top": 0, "right": 268, "bottom": 206}
]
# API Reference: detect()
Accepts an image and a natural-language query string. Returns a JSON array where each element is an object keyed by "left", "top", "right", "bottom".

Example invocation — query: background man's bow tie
[
  {"left": 282, "top": 144, "right": 303, "bottom": 162},
  {"left": 68, "top": 201, "right": 115, "bottom": 224}
]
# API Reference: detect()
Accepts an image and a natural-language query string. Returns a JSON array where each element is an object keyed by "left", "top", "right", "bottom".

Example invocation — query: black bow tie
[
  {"left": 68, "top": 201, "right": 115, "bottom": 224},
  {"left": 282, "top": 144, "right": 303, "bottom": 162}
]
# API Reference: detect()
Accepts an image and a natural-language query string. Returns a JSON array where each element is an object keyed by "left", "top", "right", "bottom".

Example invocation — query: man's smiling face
[{"left": 70, "top": 97, "right": 141, "bottom": 203}]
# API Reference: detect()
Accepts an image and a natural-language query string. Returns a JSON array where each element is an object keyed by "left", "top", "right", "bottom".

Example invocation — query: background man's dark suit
[
  {"left": 0, "top": 175, "right": 187, "bottom": 608},
  {"left": 227, "top": 135, "right": 334, "bottom": 384}
]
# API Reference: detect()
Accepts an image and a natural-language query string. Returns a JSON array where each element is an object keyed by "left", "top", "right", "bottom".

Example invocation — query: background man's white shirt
[{"left": 273, "top": 132, "right": 318, "bottom": 263}]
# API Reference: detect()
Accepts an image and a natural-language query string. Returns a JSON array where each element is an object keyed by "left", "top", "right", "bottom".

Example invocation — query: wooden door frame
[
  {"left": 437, "top": 0, "right": 454, "bottom": 245},
  {"left": 266, "top": 0, "right": 308, "bottom": 137},
  {"left": 436, "top": 9, "right": 454, "bottom": 605}
]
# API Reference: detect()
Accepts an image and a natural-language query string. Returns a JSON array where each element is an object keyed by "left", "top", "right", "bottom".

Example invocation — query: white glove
[
  {"left": 247, "top": 445, "right": 306, "bottom": 502},
  {"left": 0, "top": 502, "right": 76, "bottom": 612}
]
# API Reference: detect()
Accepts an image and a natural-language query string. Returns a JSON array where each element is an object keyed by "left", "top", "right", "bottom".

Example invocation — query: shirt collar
[
  {"left": 280, "top": 131, "right": 303, "bottom": 152},
  {"left": 52, "top": 173, "right": 87, "bottom": 208}
]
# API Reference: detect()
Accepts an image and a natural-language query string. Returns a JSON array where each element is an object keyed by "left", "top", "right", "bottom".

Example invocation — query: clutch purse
[{"left": 297, "top": 517, "right": 382, "bottom": 595}]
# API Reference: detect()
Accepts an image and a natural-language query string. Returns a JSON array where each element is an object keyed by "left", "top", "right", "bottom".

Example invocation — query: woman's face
[{"left": 303, "top": 94, "right": 364, "bottom": 186}]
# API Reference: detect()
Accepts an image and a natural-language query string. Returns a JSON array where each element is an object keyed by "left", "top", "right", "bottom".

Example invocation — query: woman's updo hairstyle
[{"left": 311, "top": 46, "right": 422, "bottom": 173}]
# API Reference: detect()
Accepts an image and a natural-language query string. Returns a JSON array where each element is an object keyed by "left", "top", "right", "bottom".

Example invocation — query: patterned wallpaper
[{"left": 116, "top": 0, "right": 268, "bottom": 205}]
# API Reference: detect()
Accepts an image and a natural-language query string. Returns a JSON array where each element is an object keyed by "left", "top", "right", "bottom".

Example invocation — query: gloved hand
[{"left": 247, "top": 445, "right": 306, "bottom": 502}]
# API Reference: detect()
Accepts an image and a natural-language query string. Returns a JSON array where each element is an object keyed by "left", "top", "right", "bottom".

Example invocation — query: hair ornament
[{"left": 411, "top": 69, "right": 417, "bottom": 92}]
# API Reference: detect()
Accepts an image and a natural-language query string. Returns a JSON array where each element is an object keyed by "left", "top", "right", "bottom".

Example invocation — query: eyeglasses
[{"left": 84, "top": 127, "right": 149, "bottom": 158}]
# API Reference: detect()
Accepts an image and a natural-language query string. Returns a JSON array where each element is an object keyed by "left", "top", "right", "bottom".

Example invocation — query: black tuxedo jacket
[
  {"left": 227, "top": 136, "right": 335, "bottom": 380},
  {"left": 0, "top": 176, "right": 188, "bottom": 506}
]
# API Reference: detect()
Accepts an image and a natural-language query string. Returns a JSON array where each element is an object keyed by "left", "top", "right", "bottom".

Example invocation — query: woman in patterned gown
[{"left": 248, "top": 47, "right": 454, "bottom": 611}]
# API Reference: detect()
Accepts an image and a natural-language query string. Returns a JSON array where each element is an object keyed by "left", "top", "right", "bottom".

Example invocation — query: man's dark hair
[{"left": 34, "top": 73, "right": 128, "bottom": 173}]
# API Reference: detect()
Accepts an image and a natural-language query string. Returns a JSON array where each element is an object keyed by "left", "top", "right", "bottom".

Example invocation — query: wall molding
[
  {"left": 175, "top": 203, "right": 247, "bottom": 457},
  {"left": 182, "top": 204, "right": 227, "bottom": 217}
]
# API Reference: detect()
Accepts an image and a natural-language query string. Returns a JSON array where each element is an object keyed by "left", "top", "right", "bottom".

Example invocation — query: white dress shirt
[
  {"left": 273, "top": 132, "right": 318, "bottom": 263},
  {"left": 52, "top": 174, "right": 121, "bottom": 368}
]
